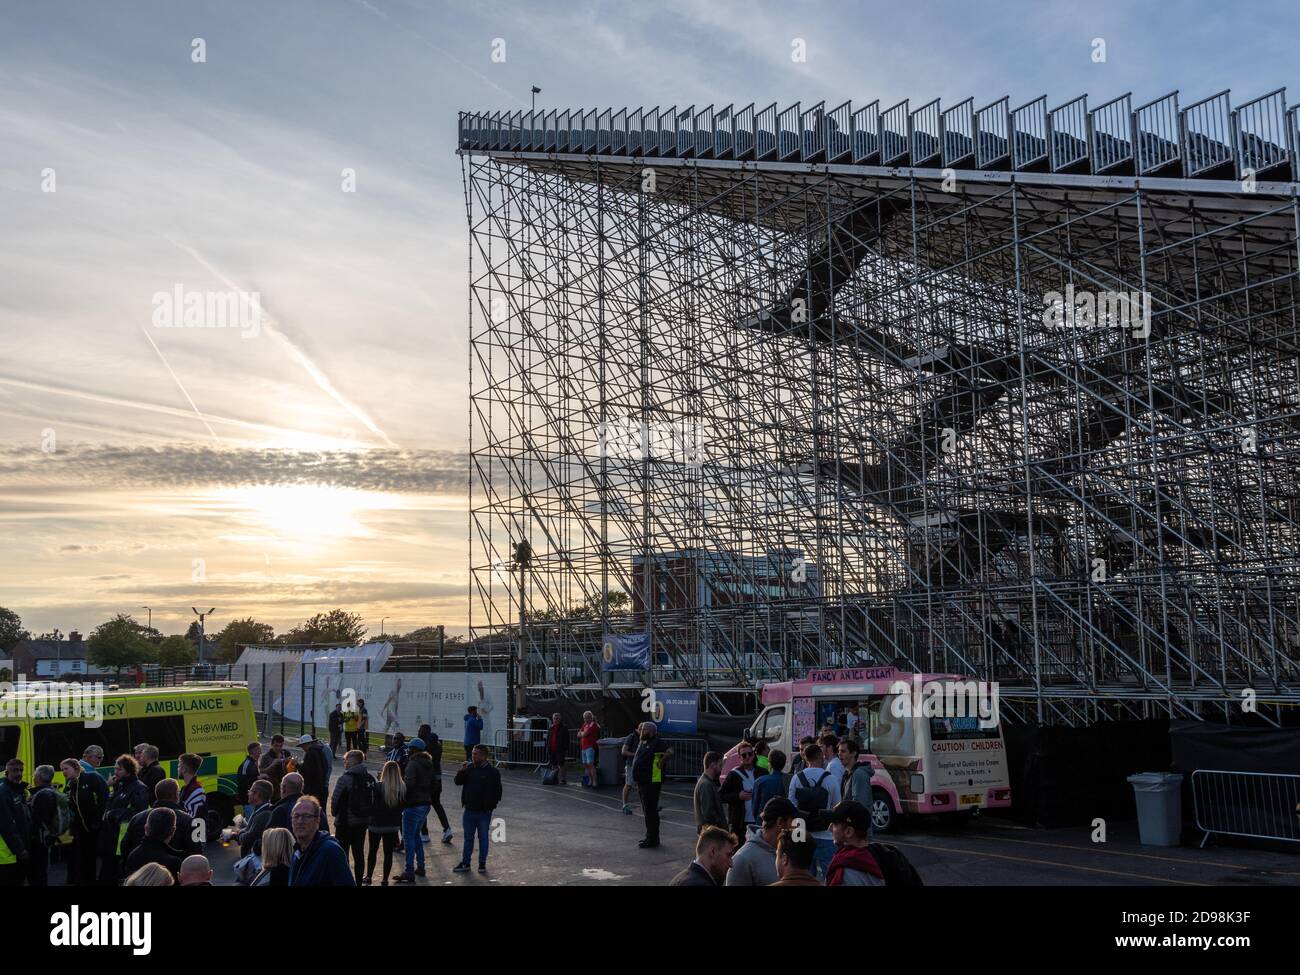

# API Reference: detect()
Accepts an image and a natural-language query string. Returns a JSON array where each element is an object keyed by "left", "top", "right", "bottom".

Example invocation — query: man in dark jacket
[
  {"left": 693, "top": 752, "right": 727, "bottom": 832},
  {"left": 258, "top": 772, "right": 325, "bottom": 854},
  {"left": 394, "top": 738, "right": 433, "bottom": 883},
  {"left": 328, "top": 704, "right": 344, "bottom": 756},
  {"left": 235, "top": 741, "right": 261, "bottom": 818},
  {"left": 545, "top": 713, "right": 568, "bottom": 785},
  {"left": 297, "top": 735, "right": 330, "bottom": 808},
  {"left": 120, "top": 778, "right": 201, "bottom": 863},
  {"left": 0, "top": 759, "right": 31, "bottom": 886},
  {"left": 60, "top": 757, "right": 108, "bottom": 885},
  {"left": 122, "top": 807, "right": 183, "bottom": 881},
  {"left": 668, "top": 826, "right": 735, "bottom": 886},
  {"left": 330, "top": 750, "right": 375, "bottom": 885},
  {"left": 136, "top": 745, "right": 166, "bottom": 797},
  {"left": 719, "top": 741, "right": 760, "bottom": 845},
  {"left": 452, "top": 744, "right": 502, "bottom": 874},
  {"left": 238, "top": 780, "right": 274, "bottom": 857},
  {"left": 288, "top": 796, "right": 355, "bottom": 886},
  {"left": 99, "top": 755, "right": 151, "bottom": 883}
]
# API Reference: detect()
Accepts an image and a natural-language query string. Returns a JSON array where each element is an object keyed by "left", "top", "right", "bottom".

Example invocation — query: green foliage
[
  {"left": 0, "top": 607, "right": 27, "bottom": 652},
  {"left": 280, "top": 609, "right": 367, "bottom": 646},
  {"left": 155, "top": 634, "right": 196, "bottom": 667},
  {"left": 213, "top": 618, "right": 275, "bottom": 663},
  {"left": 86, "top": 614, "right": 154, "bottom": 673}
]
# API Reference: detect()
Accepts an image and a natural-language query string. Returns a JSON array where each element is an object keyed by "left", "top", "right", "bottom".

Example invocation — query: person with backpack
[
  {"left": 28, "top": 764, "right": 65, "bottom": 886},
  {"left": 825, "top": 801, "right": 885, "bottom": 886},
  {"left": 99, "top": 754, "right": 151, "bottom": 883},
  {"left": 0, "top": 758, "right": 32, "bottom": 887},
  {"left": 788, "top": 740, "right": 840, "bottom": 879},
  {"left": 366, "top": 760, "right": 405, "bottom": 885},
  {"left": 60, "top": 757, "right": 107, "bottom": 885},
  {"left": 330, "top": 749, "right": 376, "bottom": 885}
]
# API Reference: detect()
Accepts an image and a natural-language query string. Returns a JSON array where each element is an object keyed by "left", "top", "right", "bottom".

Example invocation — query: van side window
[
  {"left": 127, "top": 716, "right": 186, "bottom": 758},
  {"left": 759, "top": 706, "right": 786, "bottom": 743},
  {"left": 0, "top": 726, "right": 20, "bottom": 766},
  {"left": 34, "top": 719, "right": 132, "bottom": 769}
]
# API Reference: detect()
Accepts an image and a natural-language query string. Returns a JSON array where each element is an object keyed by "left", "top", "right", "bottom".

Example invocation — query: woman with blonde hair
[
  {"left": 366, "top": 760, "right": 405, "bottom": 885},
  {"left": 252, "top": 827, "right": 293, "bottom": 886},
  {"left": 124, "top": 862, "right": 175, "bottom": 886}
]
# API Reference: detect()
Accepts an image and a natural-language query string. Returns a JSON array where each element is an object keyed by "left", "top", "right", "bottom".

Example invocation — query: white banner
[{"left": 280, "top": 671, "right": 505, "bottom": 745}]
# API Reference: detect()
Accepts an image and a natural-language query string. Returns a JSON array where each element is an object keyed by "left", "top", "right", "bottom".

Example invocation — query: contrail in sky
[
  {"left": 162, "top": 237, "right": 398, "bottom": 448},
  {"left": 140, "top": 325, "right": 221, "bottom": 444}
]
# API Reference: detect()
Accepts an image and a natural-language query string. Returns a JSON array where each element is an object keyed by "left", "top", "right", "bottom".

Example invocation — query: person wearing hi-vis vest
[
  {"left": 631, "top": 721, "right": 674, "bottom": 849},
  {"left": 98, "top": 754, "right": 150, "bottom": 884},
  {"left": 0, "top": 758, "right": 32, "bottom": 887}
]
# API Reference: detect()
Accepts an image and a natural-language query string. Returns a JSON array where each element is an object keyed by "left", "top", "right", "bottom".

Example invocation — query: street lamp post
[
  {"left": 141, "top": 606, "right": 151, "bottom": 635},
  {"left": 191, "top": 607, "right": 216, "bottom": 665},
  {"left": 380, "top": 617, "right": 387, "bottom": 638},
  {"left": 531, "top": 85, "right": 541, "bottom": 111},
  {"left": 52, "top": 628, "right": 62, "bottom": 680}
]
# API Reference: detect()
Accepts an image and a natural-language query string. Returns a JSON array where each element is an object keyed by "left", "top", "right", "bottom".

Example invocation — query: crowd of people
[
  {"left": 674, "top": 728, "right": 916, "bottom": 886},
  {"left": 0, "top": 705, "right": 505, "bottom": 888}
]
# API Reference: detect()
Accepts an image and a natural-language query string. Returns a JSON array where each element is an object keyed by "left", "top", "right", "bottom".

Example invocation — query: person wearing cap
[
  {"left": 394, "top": 737, "right": 433, "bottom": 883},
  {"left": 825, "top": 801, "right": 885, "bottom": 887},
  {"left": 726, "top": 796, "right": 798, "bottom": 886},
  {"left": 298, "top": 734, "right": 330, "bottom": 809}
]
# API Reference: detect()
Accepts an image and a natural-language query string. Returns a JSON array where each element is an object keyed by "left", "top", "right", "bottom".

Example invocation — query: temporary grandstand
[{"left": 460, "top": 88, "right": 1300, "bottom": 725}]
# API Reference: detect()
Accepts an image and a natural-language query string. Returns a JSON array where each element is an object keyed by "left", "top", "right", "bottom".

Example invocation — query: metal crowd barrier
[{"left": 1191, "top": 769, "right": 1300, "bottom": 847}]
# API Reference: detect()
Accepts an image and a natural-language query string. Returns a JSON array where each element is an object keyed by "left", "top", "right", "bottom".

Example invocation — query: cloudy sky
[{"left": 1, "top": 0, "right": 1294, "bottom": 640}]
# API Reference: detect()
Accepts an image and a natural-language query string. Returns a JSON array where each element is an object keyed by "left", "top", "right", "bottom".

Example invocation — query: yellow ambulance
[{"left": 0, "top": 681, "right": 258, "bottom": 831}]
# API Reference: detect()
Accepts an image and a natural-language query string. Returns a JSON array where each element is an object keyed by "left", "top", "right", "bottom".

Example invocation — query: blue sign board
[
  {"left": 656, "top": 690, "right": 699, "bottom": 734},
  {"left": 601, "top": 632, "right": 650, "bottom": 671}
]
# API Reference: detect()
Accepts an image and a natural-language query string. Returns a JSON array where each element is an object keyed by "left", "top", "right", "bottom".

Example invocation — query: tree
[
  {"left": 212, "top": 618, "right": 275, "bottom": 663},
  {"left": 280, "top": 610, "right": 367, "bottom": 646},
  {"left": 87, "top": 614, "right": 154, "bottom": 675},
  {"left": 155, "top": 635, "right": 196, "bottom": 667},
  {"left": 0, "top": 607, "right": 27, "bottom": 653}
]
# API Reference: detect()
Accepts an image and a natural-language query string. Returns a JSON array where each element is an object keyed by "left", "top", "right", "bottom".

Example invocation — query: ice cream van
[{"left": 723, "top": 666, "right": 1012, "bottom": 833}]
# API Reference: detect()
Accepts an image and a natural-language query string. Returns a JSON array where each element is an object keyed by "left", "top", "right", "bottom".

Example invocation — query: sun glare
[{"left": 213, "top": 484, "right": 401, "bottom": 548}]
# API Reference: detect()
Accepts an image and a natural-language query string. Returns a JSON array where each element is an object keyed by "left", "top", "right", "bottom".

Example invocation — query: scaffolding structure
[{"left": 461, "top": 88, "right": 1300, "bottom": 725}]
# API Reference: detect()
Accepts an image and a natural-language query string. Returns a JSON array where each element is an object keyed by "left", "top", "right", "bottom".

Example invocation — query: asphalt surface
[{"left": 46, "top": 753, "right": 1300, "bottom": 886}]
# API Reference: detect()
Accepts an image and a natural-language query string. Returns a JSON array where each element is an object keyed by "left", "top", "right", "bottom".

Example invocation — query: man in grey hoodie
[{"left": 725, "top": 797, "right": 797, "bottom": 886}]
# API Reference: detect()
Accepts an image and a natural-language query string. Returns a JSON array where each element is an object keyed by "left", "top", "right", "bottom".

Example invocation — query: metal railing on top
[{"left": 458, "top": 85, "right": 1300, "bottom": 182}]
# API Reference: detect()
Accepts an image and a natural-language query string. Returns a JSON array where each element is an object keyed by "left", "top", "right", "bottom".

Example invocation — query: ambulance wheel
[
  {"left": 870, "top": 788, "right": 898, "bottom": 834},
  {"left": 206, "top": 794, "right": 232, "bottom": 835}
]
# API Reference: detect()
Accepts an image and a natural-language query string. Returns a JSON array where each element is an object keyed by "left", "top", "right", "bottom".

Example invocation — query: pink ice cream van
[{"left": 722, "top": 666, "right": 1012, "bottom": 833}]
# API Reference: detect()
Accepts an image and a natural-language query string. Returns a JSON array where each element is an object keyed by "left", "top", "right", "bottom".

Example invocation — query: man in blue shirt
[{"left": 463, "top": 706, "right": 484, "bottom": 761}]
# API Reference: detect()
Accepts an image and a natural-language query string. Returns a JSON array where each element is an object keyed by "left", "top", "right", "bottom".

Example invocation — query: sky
[{"left": 1, "top": 0, "right": 1296, "bottom": 641}]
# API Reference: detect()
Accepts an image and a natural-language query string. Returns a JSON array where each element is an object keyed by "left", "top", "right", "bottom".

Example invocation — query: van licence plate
[{"left": 959, "top": 793, "right": 982, "bottom": 806}]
